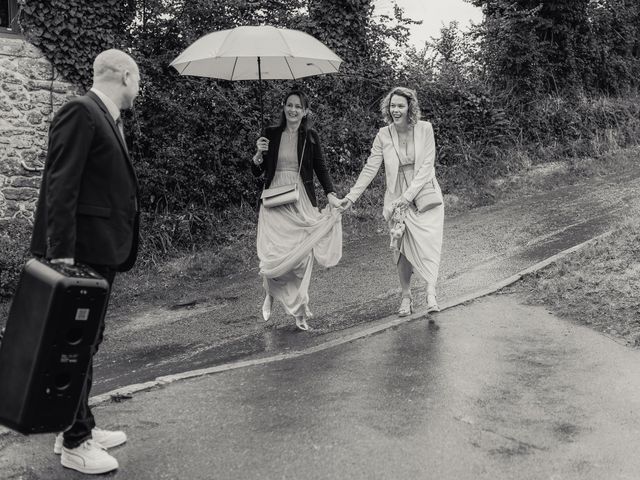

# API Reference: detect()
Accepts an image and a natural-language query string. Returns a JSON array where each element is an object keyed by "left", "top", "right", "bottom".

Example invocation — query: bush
[{"left": 0, "top": 219, "right": 32, "bottom": 300}]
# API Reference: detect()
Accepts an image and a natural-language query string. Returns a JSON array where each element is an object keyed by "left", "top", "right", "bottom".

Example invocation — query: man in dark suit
[{"left": 30, "top": 49, "right": 141, "bottom": 475}]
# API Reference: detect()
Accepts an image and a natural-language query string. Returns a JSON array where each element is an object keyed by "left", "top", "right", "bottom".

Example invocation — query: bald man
[{"left": 30, "top": 49, "right": 141, "bottom": 474}]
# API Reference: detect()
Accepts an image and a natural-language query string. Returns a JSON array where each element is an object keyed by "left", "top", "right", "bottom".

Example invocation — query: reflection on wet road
[{"left": 6, "top": 295, "right": 638, "bottom": 479}]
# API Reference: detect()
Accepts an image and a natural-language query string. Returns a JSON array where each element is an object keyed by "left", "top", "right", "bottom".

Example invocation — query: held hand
[
  {"left": 327, "top": 193, "right": 342, "bottom": 210},
  {"left": 253, "top": 137, "right": 269, "bottom": 165},
  {"left": 256, "top": 136, "right": 269, "bottom": 154},
  {"left": 337, "top": 197, "right": 353, "bottom": 212}
]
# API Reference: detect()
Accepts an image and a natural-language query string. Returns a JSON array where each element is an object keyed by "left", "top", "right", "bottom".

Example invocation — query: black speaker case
[{"left": 0, "top": 259, "right": 110, "bottom": 434}]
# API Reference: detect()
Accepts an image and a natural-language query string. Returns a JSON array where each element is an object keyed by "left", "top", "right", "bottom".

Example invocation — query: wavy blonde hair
[{"left": 380, "top": 86, "right": 421, "bottom": 126}]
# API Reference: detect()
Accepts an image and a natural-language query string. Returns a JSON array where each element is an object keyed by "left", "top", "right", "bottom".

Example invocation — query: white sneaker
[
  {"left": 54, "top": 427, "right": 127, "bottom": 454},
  {"left": 60, "top": 439, "right": 118, "bottom": 474},
  {"left": 91, "top": 427, "right": 127, "bottom": 449}
]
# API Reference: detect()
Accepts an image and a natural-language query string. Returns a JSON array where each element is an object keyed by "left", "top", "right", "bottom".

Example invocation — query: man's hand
[{"left": 50, "top": 258, "right": 75, "bottom": 266}]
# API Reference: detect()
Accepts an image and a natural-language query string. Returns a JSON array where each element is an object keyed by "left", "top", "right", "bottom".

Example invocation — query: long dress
[
  {"left": 256, "top": 131, "right": 342, "bottom": 317},
  {"left": 391, "top": 148, "right": 444, "bottom": 295},
  {"left": 345, "top": 121, "right": 444, "bottom": 296}
]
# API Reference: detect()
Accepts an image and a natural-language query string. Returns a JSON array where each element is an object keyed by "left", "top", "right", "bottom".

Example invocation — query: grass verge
[{"left": 509, "top": 219, "right": 640, "bottom": 348}]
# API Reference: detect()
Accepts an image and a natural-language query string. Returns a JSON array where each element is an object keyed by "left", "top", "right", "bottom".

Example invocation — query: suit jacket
[
  {"left": 251, "top": 125, "right": 335, "bottom": 207},
  {"left": 30, "top": 91, "right": 139, "bottom": 272},
  {"left": 345, "top": 120, "right": 442, "bottom": 220}
]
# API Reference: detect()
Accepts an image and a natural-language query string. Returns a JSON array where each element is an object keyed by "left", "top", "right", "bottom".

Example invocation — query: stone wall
[{"left": 0, "top": 35, "right": 78, "bottom": 222}]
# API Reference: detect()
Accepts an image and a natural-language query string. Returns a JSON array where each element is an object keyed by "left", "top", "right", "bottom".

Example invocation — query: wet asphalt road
[
  {"left": 2, "top": 294, "right": 640, "bottom": 479},
  {"left": 91, "top": 167, "right": 640, "bottom": 395}
]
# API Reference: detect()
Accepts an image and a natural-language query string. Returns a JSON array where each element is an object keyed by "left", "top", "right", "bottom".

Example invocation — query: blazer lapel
[
  {"left": 386, "top": 124, "right": 400, "bottom": 191},
  {"left": 296, "top": 128, "right": 307, "bottom": 167},
  {"left": 413, "top": 121, "right": 426, "bottom": 167},
  {"left": 86, "top": 92, "right": 133, "bottom": 166},
  {"left": 269, "top": 128, "right": 283, "bottom": 178}
]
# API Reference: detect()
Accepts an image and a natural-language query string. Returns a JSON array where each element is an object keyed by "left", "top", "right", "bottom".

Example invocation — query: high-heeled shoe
[
  {"left": 295, "top": 315, "right": 310, "bottom": 331},
  {"left": 398, "top": 295, "right": 413, "bottom": 317},
  {"left": 426, "top": 294, "right": 440, "bottom": 313},
  {"left": 261, "top": 295, "right": 272, "bottom": 321}
]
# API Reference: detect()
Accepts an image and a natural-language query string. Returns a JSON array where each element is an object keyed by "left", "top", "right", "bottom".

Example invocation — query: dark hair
[
  {"left": 277, "top": 89, "right": 311, "bottom": 130},
  {"left": 380, "top": 86, "right": 421, "bottom": 126}
]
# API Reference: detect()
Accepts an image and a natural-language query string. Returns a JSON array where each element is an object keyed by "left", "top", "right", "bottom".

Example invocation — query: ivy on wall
[{"left": 19, "top": 0, "right": 135, "bottom": 88}]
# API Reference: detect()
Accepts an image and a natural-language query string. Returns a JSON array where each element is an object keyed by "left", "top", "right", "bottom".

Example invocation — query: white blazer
[{"left": 346, "top": 120, "right": 441, "bottom": 220}]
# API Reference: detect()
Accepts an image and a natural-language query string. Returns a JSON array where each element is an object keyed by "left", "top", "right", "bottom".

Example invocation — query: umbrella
[{"left": 169, "top": 25, "right": 343, "bottom": 132}]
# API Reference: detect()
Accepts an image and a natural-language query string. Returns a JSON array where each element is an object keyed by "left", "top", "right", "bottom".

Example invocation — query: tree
[
  {"left": 468, "top": 0, "right": 640, "bottom": 95},
  {"left": 469, "top": 1, "right": 548, "bottom": 95},
  {"left": 586, "top": 0, "right": 640, "bottom": 93}
]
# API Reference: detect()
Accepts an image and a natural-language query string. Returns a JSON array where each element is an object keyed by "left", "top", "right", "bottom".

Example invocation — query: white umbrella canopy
[
  {"left": 169, "top": 25, "right": 343, "bottom": 131},
  {"left": 170, "top": 25, "right": 343, "bottom": 80}
]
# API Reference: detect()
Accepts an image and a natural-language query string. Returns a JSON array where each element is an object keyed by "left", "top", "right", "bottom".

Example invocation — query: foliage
[
  {"left": 0, "top": 219, "right": 31, "bottom": 299},
  {"left": 125, "top": 0, "right": 416, "bottom": 216},
  {"left": 469, "top": 3, "right": 548, "bottom": 96},
  {"left": 585, "top": 0, "right": 640, "bottom": 94},
  {"left": 19, "top": 0, "right": 135, "bottom": 88},
  {"left": 14, "top": 0, "right": 640, "bottom": 264},
  {"left": 469, "top": 0, "right": 640, "bottom": 96}
]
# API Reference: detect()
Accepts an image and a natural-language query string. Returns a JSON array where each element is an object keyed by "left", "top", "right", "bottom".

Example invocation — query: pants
[{"left": 62, "top": 264, "right": 116, "bottom": 449}]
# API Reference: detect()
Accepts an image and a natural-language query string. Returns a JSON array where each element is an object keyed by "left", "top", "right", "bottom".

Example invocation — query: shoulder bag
[{"left": 260, "top": 134, "right": 307, "bottom": 208}]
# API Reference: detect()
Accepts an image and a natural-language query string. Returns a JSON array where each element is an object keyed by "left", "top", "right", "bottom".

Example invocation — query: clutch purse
[
  {"left": 261, "top": 183, "right": 299, "bottom": 208},
  {"left": 413, "top": 179, "right": 443, "bottom": 213}
]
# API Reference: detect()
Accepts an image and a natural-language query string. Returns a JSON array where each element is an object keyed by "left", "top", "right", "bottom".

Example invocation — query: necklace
[
  {"left": 398, "top": 131, "right": 411, "bottom": 145},
  {"left": 286, "top": 128, "right": 298, "bottom": 141},
  {"left": 397, "top": 129, "right": 413, "bottom": 156}
]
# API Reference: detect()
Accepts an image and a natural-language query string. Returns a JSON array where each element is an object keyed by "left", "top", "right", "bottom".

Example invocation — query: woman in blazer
[
  {"left": 251, "top": 89, "right": 342, "bottom": 331},
  {"left": 340, "top": 87, "right": 444, "bottom": 316}
]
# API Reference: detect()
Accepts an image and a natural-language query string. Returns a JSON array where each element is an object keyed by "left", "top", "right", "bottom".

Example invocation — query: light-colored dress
[
  {"left": 257, "top": 131, "right": 342, "bottom": 317},
  {"left": 345, "top": 121, "right": 444, "bottom": 295}
]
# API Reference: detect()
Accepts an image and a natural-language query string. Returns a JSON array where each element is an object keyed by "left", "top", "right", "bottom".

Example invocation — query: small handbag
[
  {"left": 261, "top": 183, "right": 299, "bottom": 208},
  {"left": 413, "top": 179, "right": 442, "bottom": 213},
  {"left": 389, "top": 126, "right": 443, "bottom": 213},
  {"left": 260, "top": 134, "right": 307, "bottom": 208}
]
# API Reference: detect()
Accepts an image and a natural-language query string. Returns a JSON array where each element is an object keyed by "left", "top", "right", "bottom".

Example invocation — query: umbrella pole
[{"left": 258, "top": 56, "right": 264, "bottom": 135}]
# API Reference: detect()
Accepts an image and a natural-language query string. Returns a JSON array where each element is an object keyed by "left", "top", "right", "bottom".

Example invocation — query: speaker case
[{"left": 0, "top": 259, "right": 109, "bottom": 434}]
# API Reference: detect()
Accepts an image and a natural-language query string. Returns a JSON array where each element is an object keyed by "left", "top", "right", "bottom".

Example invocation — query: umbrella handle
[{"left": 258, "top": 56, "right": 264, "bottom": 136}]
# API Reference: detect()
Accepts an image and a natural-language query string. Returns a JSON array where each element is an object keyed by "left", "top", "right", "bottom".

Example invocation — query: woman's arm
[
  {"left": 250, "top": 134, "right": 269, "bottom": 177},
  {"left": 402, "top": 122, "right": 436, "bottom": 203},
  {"left": 250, "top": 154, "right": 265, "bottom": 177},
  {"left": 344, "top": 131, "right": 384, "bottom": 205}
]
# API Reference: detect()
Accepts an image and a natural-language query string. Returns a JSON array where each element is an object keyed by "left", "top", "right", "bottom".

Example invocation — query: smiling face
[
  {"left": 284, "top": 94, "right": 306, "bottom": 127},
  {"left": 389, "top": 94, "right": 409, "bottom": 127}
]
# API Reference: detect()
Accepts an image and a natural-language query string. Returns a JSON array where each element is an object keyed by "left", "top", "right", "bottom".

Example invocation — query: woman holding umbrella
[{"left": 251, "top": 89, "right": 343, "bottom": 331}]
